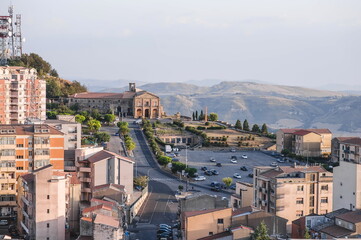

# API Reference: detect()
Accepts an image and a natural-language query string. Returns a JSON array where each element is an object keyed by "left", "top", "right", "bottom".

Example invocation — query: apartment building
[
  {"left": 0, "top": 124, "right": 64, "bottom": 216},
  {"left": 333, "top": 138, "right": 361, "bottom": 211},
  {"left": 75, "top": 147, "right": 134, "bottom": 202},
  {"left": 276, "top": 128, "right": 332, "bottom": 157},
  {"left": 253, "top": 165, "right": 333, "bottom": 230},
  {"left": 0, "top": 66, "right": 46, "bottom": 124},
  {"left": 17, "top": 165, "right": 69, "bottom": 240},
  {"left": 231, "top": 181, "right": 253, "bottom": 209}
]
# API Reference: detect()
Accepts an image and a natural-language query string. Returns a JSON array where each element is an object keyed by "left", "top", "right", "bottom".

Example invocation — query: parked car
[
  {"left": 270, "top": 162, "right": 278, "bottom": 167},
  {"left": 210, "top": 181, "right": 220, "bottom": 187},
  {"left": 0, "top": 220, "right": 8, "bottom": 226},
  {"left": 174, "top": 152, "right": 180, "bottom": 156},
  {"left": 216, "top": 163, "right": 222, "bottom": 167},
  {"left": 233, "top": 173, "right": 242, "bottom": 179},
  {"left": 231, "top": 156, "right": 237, "bottom": 160},
  {"left": 240, "top": 166, "right": 248, "bottom": 171},
  {"left": 241, "top": 154, "right": 248, "bottom": 159},
  {"left": 210, "top": 169, "right": 219, "bottom": 175},
  {"left": 114, "top": 132, "right": 119, "bottom": 136},
  {"left": 230, "top": 159, "right": 237, "bottom": 164},
  {"left": 157, "top": 232, "right": 172, "bottom": 239},
  {"left": 211, "top": 186, "right": 221, "bottom": 192},
  {"left": 277, "top": 158, "right": 285, "bottom": 163},
  {"left": 248, "top": 173, "right": 254, "bottom": 178},
  {"left": 201, "top": 166, "right": 208, "bottom": 171},
  {"left": 230, "top": 148, "right": 236, "bottom": 152},
  {"left": 210, "top": 157, "right": 216, "bottom": 162},
  {"left": 157, "top": 229, "right": 172, "bottom": 234},
  {"left": 194, "top": 176, "right": 206, "bottom": 181},
  {"left": 205, "top": 170, "right": 213, "bottom": 176},
  {"left": 230, "top": 184, "right": 236, "bottom": 190},
  {"left": 172, "top": 158, "right": 179, "bottom": 162}
]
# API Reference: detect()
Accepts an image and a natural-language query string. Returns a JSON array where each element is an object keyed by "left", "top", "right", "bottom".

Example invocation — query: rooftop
[
  {"left": 0, "top": 124, "right": 64, "bottom": 135},
  {"left": 87, "top": 150, "right": 134, "bottom": 164},
  {"left": 94, "top": 214, "right": 119, "bottom": 228},
  {"left": 82, "top": 204, "right": 112, "bottom": 214},
  {"left": 319, "top": 224, "right": 354, "bottom": 238},
  {"left": 340, "top": 137, "right": 361, "bottom": 146},
  {"left": 183, "top": 208, "right": 231, "bottom": 218},
  {"left": 336, "top": 210, "right": 361, "bottom": 224}
]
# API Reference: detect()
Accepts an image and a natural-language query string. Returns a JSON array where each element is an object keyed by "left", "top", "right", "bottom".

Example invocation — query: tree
[
  {"left": 199, "top": 110, "right": 204, "bottom": 120},
  {"left": 104, "top": 114, "right": 116, "bottom": 124},
  {"left": 252, "top": 124, "right": 260, "bottom": 133},
  {"left": 208, "top": 113, "right": 218, "bottom": 121},
  {"left": 46, "top": 111, "right": 58, "bottom": 119},
  {"left": 235, "top": 119, "right": 242, "bottom": 130},
  {"left": 158, "top": 156, "right": 172, "bottom": 166},
  {"left": 192, "top": 112, "right": 195, "bottom": 121},
  {"left": 222, "top": 177, "right": 233, "bottom": 188},
  {"left": 304, "top": 228, "right": 311, "bottom": 239},
  {"left": 251, "top": 221, "right": 270, "bottom": 240},
  {"left": 243, "top": 119, "right": 250, "bottom": 131},
  {"left": 90, "top": 109, "right": 101, "bottom": 120},
  {"left": 134, "top": 175, "right": 149, "bottom": 188},
  {"left": 125, "top": 138, "right": 136, "bottom": 151},
  {"left": 171, "top": 162, "right": 186, "bottom": 174},
  {"left": 185, "top": 167, "right": 197, "bottom": 177},
  {"left": 261, "top": 123, "right": 268, "bottom": 134},
  {"left": 75, "top": 114, "right": 86, "bottom": 124},
  {"left": 87, "top": 119, "right": 101, "bottom": 133},
  {"left": 117, "top": 121, "right": 128, "bottom": 128},
  {"left": 94, "top": 132, "right": 110, "bottom": 143},
  {"left": 119, "top": 125, "right": 130, "bottom": 136},
  {"left": 195, "top": 110, "right": 198, "bottom": 120}
]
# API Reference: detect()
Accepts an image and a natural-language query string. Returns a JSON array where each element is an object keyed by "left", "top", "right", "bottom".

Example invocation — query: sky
[{"left": 1, "top": 0, "right": 361, "bottom": 88}]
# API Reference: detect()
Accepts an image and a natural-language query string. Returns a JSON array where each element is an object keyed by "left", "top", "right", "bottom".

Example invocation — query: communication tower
[{"left": 0, "top": 6, "right": 23, "bottom": 65}]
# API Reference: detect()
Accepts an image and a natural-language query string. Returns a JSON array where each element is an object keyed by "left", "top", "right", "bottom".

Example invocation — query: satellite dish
[{"left": 22, "top": 38, "right": 26, "bottom": 42}]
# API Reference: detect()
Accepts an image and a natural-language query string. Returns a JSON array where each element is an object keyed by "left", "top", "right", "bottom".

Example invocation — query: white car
[
  {"left": 270, "top": 162, "right": 278, "bottom": 167},
  {"left": 210, "top": 157, "right": 216, "bottom": 162},
  {"left": 277, "top": 158, "right": 285, "bottom": 163},
  {"left": 241, "top": 154, "right": 248, "bottom": 159},
  {"left": 231, "top": 159, "right": 237, "bottom": 164},
  {"left": 233, "top": 173, "right": 242, "bottom": 179},
  {"left": 0, "top": 220, "right": 8, "bottom": 226},
  {"left": 194, "top": 176, "right": 206, "bottom": 181},
  {"left": 230, "top": 149, "right": 236, "bottom": 152}
]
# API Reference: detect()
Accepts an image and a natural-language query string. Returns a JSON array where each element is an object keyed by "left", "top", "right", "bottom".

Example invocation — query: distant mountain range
[{"left": 80, "top": 80, "right": 361, "bottom": 136}]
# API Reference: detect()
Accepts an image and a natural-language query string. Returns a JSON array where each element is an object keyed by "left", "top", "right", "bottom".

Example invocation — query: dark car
[
  {"left": 211, "top": 186, "right": 221, "bottom": 192},
  {"left": 201, "top": 167, "right": 208, "bottom": 171},
  {"left": 240, "top": 166, "right": 248, "bottom": 171},
  {"left": 216, "top": 163, "right": 222, "bottom": 167},
  {"left": 231, "top": 156, "right": 237, "bottom": 160},
  {"left": 205, "top": 170, "right": 213, "bottom": 176},
  {"left": 230, "top": 184, "right": 236, "bottom": 190},
  {"left": 210, "top": 169, "right": 219, "bottom": 175},
  {"left": 157, "top": 232, "right": 173, "bottom": 239},
  {"left": 211, "top": 181, "right": 219, "bottom": 187},
  {"left": 248, "top": 173, "right": 254, "bottom": 178}
]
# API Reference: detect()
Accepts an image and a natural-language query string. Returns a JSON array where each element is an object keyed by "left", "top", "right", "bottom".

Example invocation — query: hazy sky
[{"left": 1, "top": 0, "right": 361, "bottom": 87}]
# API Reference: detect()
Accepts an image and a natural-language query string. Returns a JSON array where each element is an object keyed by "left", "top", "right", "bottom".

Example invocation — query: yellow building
[{"left": 254, "top": 165, "right": 333, "bottom": 232}]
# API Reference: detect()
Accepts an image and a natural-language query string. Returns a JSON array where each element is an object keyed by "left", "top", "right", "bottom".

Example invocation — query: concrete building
[
  {"left": 333, "top": 138, "right": 361, "bottom": 210},
  {"left": 75, "top": 148, "right": 134, "bottom": 202},
  {"left": 0, "top": 66, "right": 46, "bottom": 124},
  {"left": 66, "top": 83, "right": 163, "bottom": 119},
  {"left": 231, "top": 182, "right": 253, "bottom": 209},
  {"left": 330, "top": 137, "right": 358, "bottom": 163},
  {"left": 253, "top": 165, "right": 333, "bottom": 230},
  {"left": 0, "top": 124, "right": 64, "bottom": 216},
  {"left": 276, "top": 128, "right": 332, "bottom": 157},
  {"left": 17, "top": 165, "right": 69, "bottom": 240},
  {"left": 178, "top": 193, "right": 229, "bottom": 213}
]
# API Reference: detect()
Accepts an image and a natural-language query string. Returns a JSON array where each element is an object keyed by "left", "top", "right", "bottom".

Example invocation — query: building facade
[
  {"left": 231, "top": 181, "right": 253, "bottom": 209},
  {"left": 253, "top": 165, "right": 333, "bottom": 231},
  {"left": 66, "top": 83, "right": 163, "bottom": 119},
  {"left": 17, "top": 165, "right": 69, "bottom": 240},
  {"left": 0, "top": 66, "right": 46, "bottom": 124},
  {"left": 276, "top": 128, "right": 332, "bottom": 157},
  {"left": 0, "top": 124, "right": 64, "bottom": 216}
]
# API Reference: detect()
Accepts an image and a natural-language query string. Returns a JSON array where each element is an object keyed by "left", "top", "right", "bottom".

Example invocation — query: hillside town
[{"left": 0, "top": 1, "right": 360, "bottom": 240}]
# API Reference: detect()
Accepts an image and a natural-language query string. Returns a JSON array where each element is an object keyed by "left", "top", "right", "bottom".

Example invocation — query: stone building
[{"left": 66, "top": 83, "right": 163, "bottom": 119}]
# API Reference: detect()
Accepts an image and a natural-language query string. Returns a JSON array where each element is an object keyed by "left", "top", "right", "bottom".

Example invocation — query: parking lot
[{"left": 174, "top": 149, "right": 293, "bottom": 189}]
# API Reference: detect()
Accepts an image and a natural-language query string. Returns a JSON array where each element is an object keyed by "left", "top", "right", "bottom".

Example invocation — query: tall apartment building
[
  {"left": 0, "top": 124, "right": 64, "bottom": 216},
  {"left": 17, "top": 165, "right": 69, "bottom": 240},
  {"left": 0, "top": 66, "right": 46, "bottom": 124},
  {"left": 333, "top": 137, "right": 361, "bottom": 211},
  {"left": 253, "top": 165, "right": 333, "bottom": 230},
  {"left": 276, "top": 128, "right": 332, "bottom": 157}
]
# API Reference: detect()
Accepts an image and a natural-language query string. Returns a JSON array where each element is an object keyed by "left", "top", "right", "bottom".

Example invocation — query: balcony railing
[
  {"left": 79, "top": 167, "right": 91, "bottom": 173},
  {"left": 81, "top": 188, "right": 91, "bottom": 193}
]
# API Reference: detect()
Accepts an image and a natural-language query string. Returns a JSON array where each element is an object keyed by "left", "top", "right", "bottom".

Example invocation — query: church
[{"left": 66, "top": 83, "right": 163, "bottom": 119}]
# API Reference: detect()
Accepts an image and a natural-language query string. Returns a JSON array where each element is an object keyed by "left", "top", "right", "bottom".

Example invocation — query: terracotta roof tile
[
  {"left": 94, "top": 214, "right": 119, "bottom": 228},
  {"left": 87, "top": 150, "right": 134, "bottom": 164},
  {"left": 279, "top": 129, "right": 302, "bottom": 134},
  {"left": 340, "top": 137, "right": 361, "bottom": 146},
  {"left": 82, "top": 204, "right": 112, "bottom": 214},
  {"left": 80, "top": 217, "right": 92, "bottom": 223},
  {"left": 92, "top": 183, "right": 125, "bottom": 192},
  {"left": 69, "top": 92, "right": 136, "bottom": 99},
  {"left": 293, "top": 130, "right": 314, "bottom": 136},
  {"left": 67, "top": 172, "right": 81, "bottom": 184},
  {"left": 308, "top": 129, "right": 332, "bottom": 134},
  {"left": 90, "top": 198, "right": 116, "bottom": 207}
]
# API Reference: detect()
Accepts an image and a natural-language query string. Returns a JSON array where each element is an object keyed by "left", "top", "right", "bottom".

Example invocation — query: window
[
  {"left": 310, "top": 196, "right": 315, "bottom": 207},
  {"left": 297, "top": 185, "right": 304, "bottom": 191},
  {"left": 321, "top": 197, "right": 328, "bottom": 203},
  {"left": 209, "top": 232, "right": 213, "bottom": 236},
  {"left": 47, "top": 223, "right": 50, "bottom": 228},
  {"left": 296, "top": 211, "right": 303, "bottom": 217},
  {"left": 310, "top": 174, "right": 316, "bottom": 181},
  {"left": 309, "top": 208, "right": 314, "bottom": 214},
  {"left": 16, "top": 155, "right": 24, "bottom": 159},
  {"left": 16, "top": 144, "right": 24, "bottom": 147},
  {"left": 47, "top": 195, "right": 50, "bottom": 199},
  {"left": 296, "top": 198, "right": 304, "bottom": 204},
  {"left": 47, "top": 209, "right": 50, "bottom": 214},
  {"left": 217, "top": 219, "right": 224, "bottom": 224},
  {"left": 16, "top": 167, "right": 24, "bottom": 170},
  {"left": 321, "top": 185, "right": 328, "bottom": 191}
]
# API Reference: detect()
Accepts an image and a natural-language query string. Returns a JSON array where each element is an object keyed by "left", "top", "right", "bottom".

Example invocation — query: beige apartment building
[
  {"left": 0, "top": 66, "right": 46, "bottom": 124},
  {"left": 17, "top": 165, "right": 69, "bottom": 240},
  {"left": 253, "top": 165, "right": 333, "bottom": 231},
  {"left": 231, "top": 181, "right": 253, "bottom": 209},
  {"left": 276, "top": 128, "right": 332, "bottom": 157},
  {"left": 0, "top": 124, "right": 64, "bottom": 216},
  {"left": 333, "top": 138, "right": 361, "bottom": 211}
]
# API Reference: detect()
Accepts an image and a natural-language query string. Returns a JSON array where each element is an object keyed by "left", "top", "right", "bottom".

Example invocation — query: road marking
[
  {"left": 149, "top": 201, "right": 159, "bottom": 224},
  {"left": 163, "top": 195, "right": 171, "bottom": 216}
]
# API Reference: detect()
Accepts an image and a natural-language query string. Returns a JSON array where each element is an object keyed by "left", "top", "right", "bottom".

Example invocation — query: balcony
[
  {"left": 276, "top": 194, "right": 285, "bottom": 199},
  {"left": 0, "top": 178, "right": 16, "bottom": 184},
  {"left": 0, "top": 200, "right": 16, "bottom": 206},
  {"left": 10, "top": 101, "right": 18, "bottom": 105},
  {"left": 81, "top": 188, "right": 91, "bottom": 193},
  {"left": 79, "top": 177, "right": 91, "bottom": 183},
  {"left": 64, "top": 166, "right": 76, "bottom": 171},
  {"left": 79, "top": 167, "right": 91, "bottom": 173},
  {"left": 0, "top": 167, "right": 16, "bottom": 172},
  {"left": 21, "top": 196, "right": 30, "bottom": 206},
  {"left": 20, "top": 221, "right": 29, "bottom": 234}
]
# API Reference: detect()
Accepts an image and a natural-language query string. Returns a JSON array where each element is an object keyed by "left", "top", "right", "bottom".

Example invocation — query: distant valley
[{"left": 85, "top": 81, "right": 361, "bottom": 137}]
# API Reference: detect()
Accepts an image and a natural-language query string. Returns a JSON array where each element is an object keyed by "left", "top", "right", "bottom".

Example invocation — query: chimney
[{"left": 129, "top": 83, "right": 136, "bottom": 92}]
